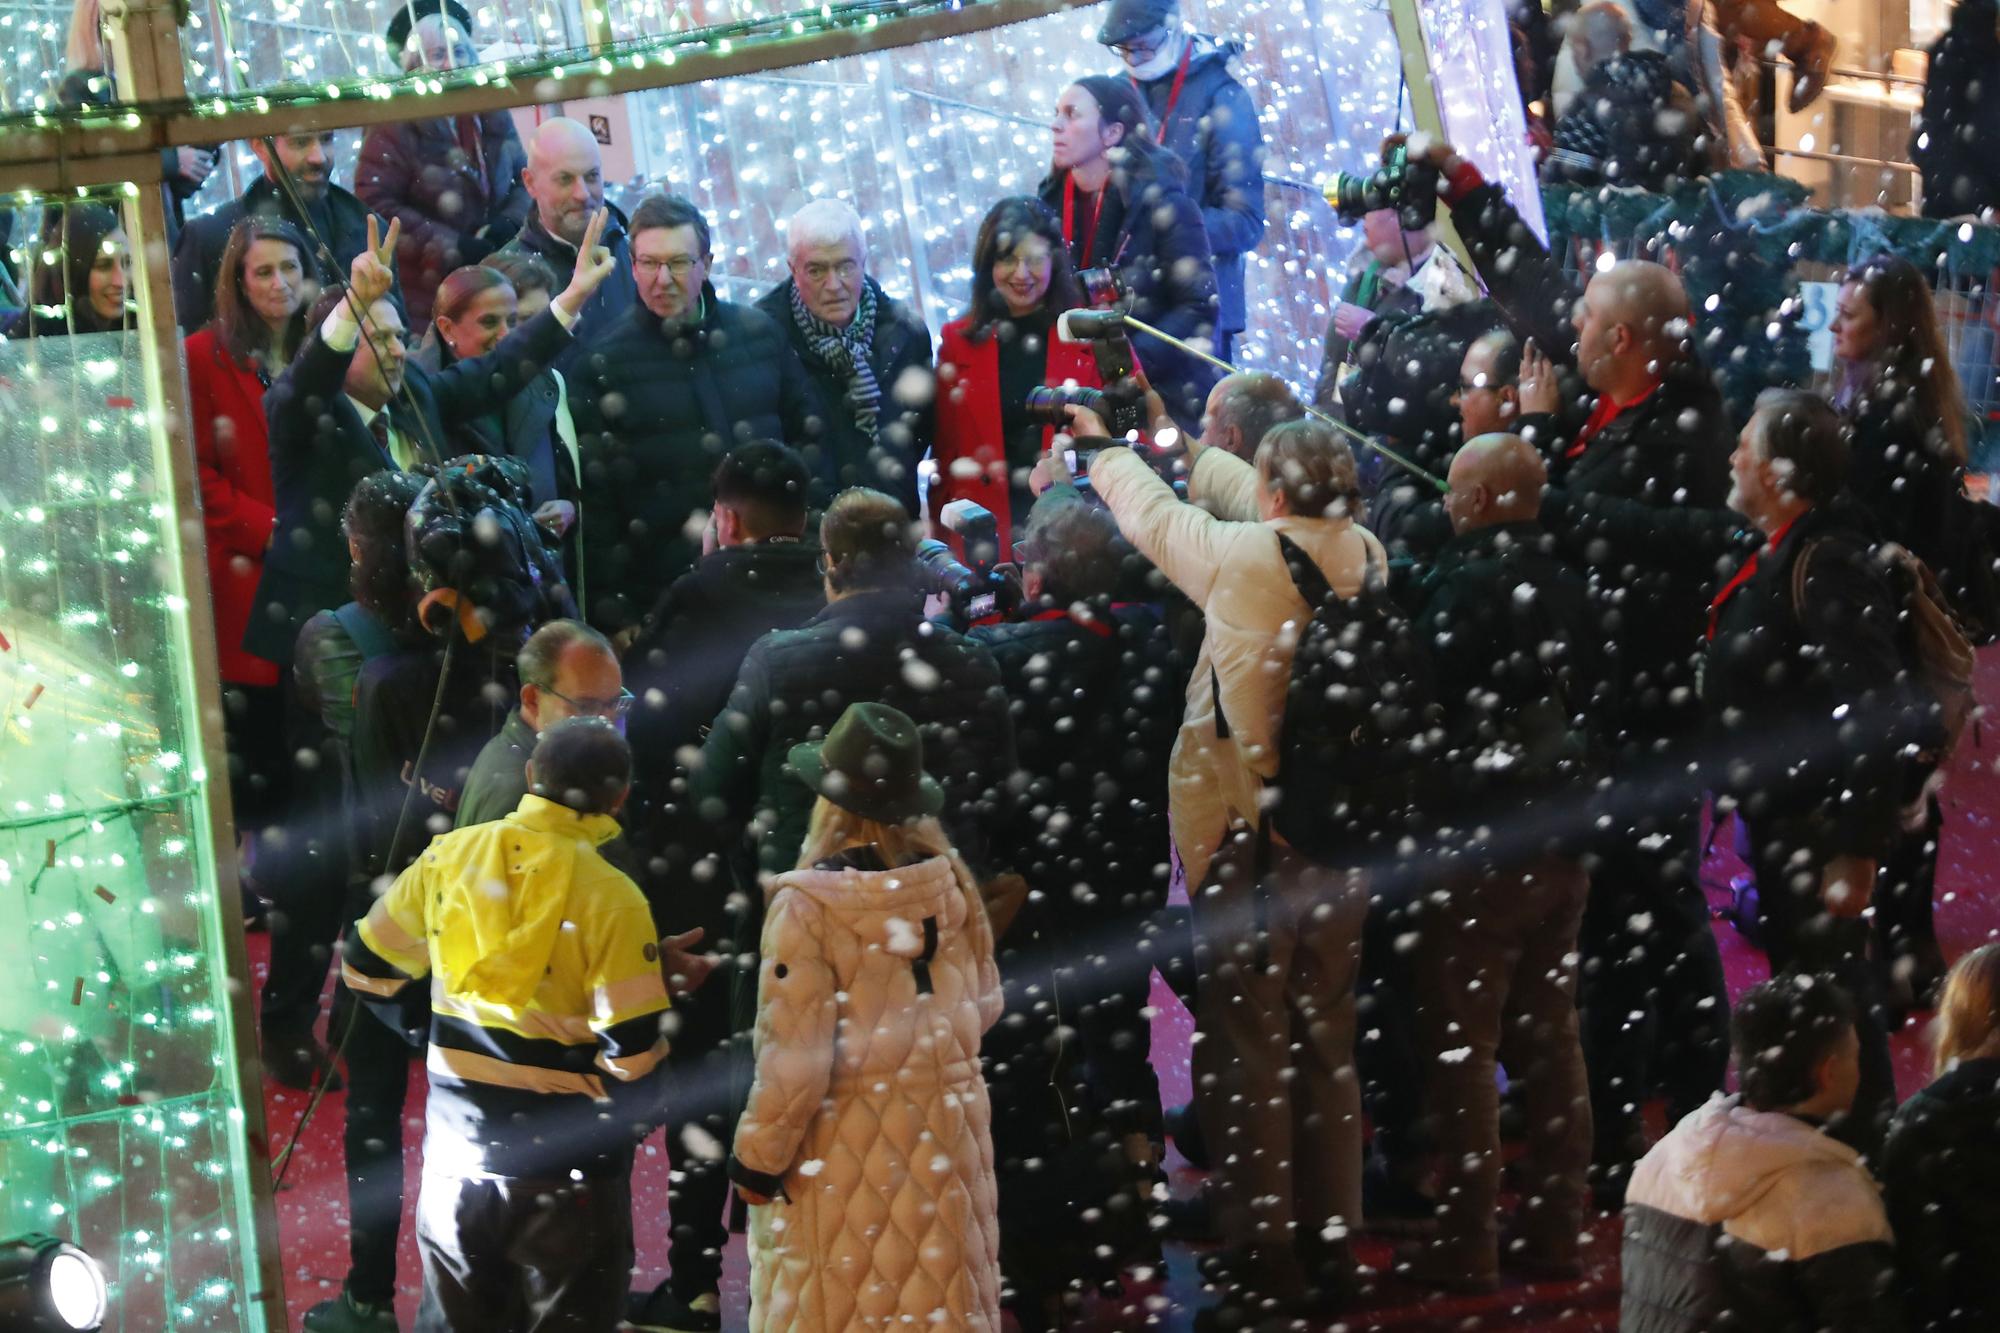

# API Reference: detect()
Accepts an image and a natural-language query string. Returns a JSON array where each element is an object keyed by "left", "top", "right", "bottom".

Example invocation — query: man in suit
[
  {"left": 171, "top": 129, "right": 375, "bottom": 330},
  {"left": 242, "top": 210, "right": 618, "bottom": 670}
]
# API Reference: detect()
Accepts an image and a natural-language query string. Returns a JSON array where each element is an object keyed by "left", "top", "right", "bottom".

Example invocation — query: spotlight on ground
[{"left": 0, "top": 1235, "right": 108, "bottom": 1332}]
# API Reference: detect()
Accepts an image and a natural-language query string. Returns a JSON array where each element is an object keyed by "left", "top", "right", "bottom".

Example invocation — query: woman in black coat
[
  {"left": 1882, "top": 943, "right": 2000, "bottom": 1331},
  {"left": 1830, "top": 252, "right": 1970, "bottom": 1010},
  {"left": 1914, "top": 0, "right": 2000, "bottom": 219},
  {"left": 1040, "top": 75, "right": 1220, "bottom": 431}
]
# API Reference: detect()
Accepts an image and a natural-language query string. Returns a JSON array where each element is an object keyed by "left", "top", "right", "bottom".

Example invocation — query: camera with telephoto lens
[
  {"left": 916, "top": 499, "right": 1017, "bottom": 627},
  {"left": 1026, "top": 306, "right": 1150, "bottom": 444},
  {"left": 1324, "top": 141, "right": 1439, "bottom": 233}
]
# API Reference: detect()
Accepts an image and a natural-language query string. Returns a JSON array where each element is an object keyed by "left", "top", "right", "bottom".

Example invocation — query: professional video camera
[
  {"left": 916, "top": 499, "right": 1018, "bottom": 627},
  {"left": 1324, "top": 141, "right": 1440, "bottom": 233}
]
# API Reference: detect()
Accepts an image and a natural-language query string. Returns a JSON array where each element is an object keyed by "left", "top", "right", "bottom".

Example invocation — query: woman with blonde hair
[
  {"left": 729, "top": 701, "right": 1004, "bottom": 1333},
  {"left": 1880, "top": 943, "right": 2000, "bottom": 1330}
]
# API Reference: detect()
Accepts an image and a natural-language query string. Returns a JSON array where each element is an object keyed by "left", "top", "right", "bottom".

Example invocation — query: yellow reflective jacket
[{"left": 341, "top": 793, "right": 670, "bottom": 1177}]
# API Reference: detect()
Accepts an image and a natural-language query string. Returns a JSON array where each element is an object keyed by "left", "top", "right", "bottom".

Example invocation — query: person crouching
[
  {"left": 729, "top": 702, "right": 1005, "bottom": 1332},
  {"left": 340, "top": 718, "right": 672, "bottom": 1332}
]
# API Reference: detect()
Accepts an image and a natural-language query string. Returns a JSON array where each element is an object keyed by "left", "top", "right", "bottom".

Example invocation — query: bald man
[
  {"left": 497, "top": 116, "right": 636, "bottom": 341},
  {"left": 1402, "top": 430, "right": 1602, "bottom": 1290},
  {"left": 1417, "top": 135, "right": 1732, "bottom": 1209}
]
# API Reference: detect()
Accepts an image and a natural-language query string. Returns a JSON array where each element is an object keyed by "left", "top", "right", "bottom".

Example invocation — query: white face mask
[{"left": 1122, "top": 26, "right": 1186, "bottom": 81}]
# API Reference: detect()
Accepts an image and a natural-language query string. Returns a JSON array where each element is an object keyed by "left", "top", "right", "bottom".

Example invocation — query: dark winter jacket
[
  {"left": 242, "top": 306, "right": 572, "bottom": 667},
  {"left": 1622, "top": 1098, "right": 1905, "bottom": 1333},
  {"left": 1840, "top": 378, "right": 1964, "bottom": 572},
  {"left": 1914, "top": 0, "right": 2000, "bottom": 219},
  {"left": 1543, "top": 491, "right": 1917, "bottom": 861},
  {"left": 355, "top": 113, "right": 532, "bottom": 326},
  {"left": 1131, "top": 36, "right": 1267, "bottom": 336},
  {"left": 1451, "top": 177, "right": 1729, "bottom": 744},
  {"left": 565, "top": 285, "right": 829, "bottom": 633},
  {"left": 1039, "top": 140, "right": 1221, "bottom": 430},
  {"left": 1881, "top": 1057, "right": 2000, "bottom": 1332},
  {"left": 688, "top": 584, "right": 1016, "bottom": 887},
  {"left": 1408, "top": 521, "right": 1607, "bottom": 858},
  {"left": 1310, "top": 255, "right": 1427, "bottom": 415},
  {"left": 172, "top": 174, "right": 378, "bottom": 331},
  {"left": 495, "top": 204, "right": 637, "bottom": 362},
  {"left": 625, "top": 537, "right": 827, "bottom": 782},
  {"left": 754, "top": 275, "right": 935, "bottom": 515},
  {"left": 454, "top": 706, "right": 539, "bottom": 831},
  {"left": 1546, "top": 50, "right": 1702, "bottom": 192}
]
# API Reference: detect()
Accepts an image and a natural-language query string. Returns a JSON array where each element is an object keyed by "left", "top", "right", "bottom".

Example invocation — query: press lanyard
[
  {"left": 1132, "top": 42, "right": 1194, "bottom": 138},
  {"left": 1062, "top": 173, "right": 1106, "bottom": 269}
]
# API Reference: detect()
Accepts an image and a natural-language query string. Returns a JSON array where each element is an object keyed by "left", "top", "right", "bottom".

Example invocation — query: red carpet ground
[{"left": 254, "top": 648, "right": 2000, "bottom": 1331}]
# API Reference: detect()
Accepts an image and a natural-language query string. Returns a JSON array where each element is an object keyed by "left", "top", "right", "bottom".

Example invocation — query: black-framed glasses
[
  {"left": 634, "top": 256, "right": 701, "bottom": 278},
  {"left": 538, "top": 684, "right": 635, "bottom": 719}
]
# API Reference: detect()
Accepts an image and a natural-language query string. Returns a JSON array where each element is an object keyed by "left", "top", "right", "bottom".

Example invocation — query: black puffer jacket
[
  {"left": 754, "top": 276, "right": 935, "bottom": 515},
  {"left": 1841, "top": 378, "right": 1963, "bottom": 572},
  {"left": 1546, "top": 50, "right": 1702, "bottom": 192},
  {"left": 567, "top": 285, "right": 829, "bottom": 632},
  {"left": 1914, "top": 0, "right": 2000, "bottom": 219},
  {"left": 1881, "top": 1057, "right": 2000, "bottom": 1332},
  {"left": 1039, "top": 138, "right": 1221, "bottom": 431}
]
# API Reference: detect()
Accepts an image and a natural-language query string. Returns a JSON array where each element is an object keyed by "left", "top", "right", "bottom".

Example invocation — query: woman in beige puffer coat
[{"left": 730, "top": 702, "right": 1005, "bottom": 1333}]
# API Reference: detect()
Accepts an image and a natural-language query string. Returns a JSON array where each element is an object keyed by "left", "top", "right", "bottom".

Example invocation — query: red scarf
[
  {"left": 1028, "top": 607, "right": 1114, "bottom": 638},
  {"left": 1566, "top": 379, "right": 1662, "bottom": 459},
  {"left": 1706, "top": 513, "right": 1803, "bottom": 642}
]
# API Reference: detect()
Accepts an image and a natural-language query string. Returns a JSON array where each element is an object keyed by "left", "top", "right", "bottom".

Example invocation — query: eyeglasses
[
  {"left": 634, "top": 256, "right": 701, "bottom": 278},
  {"left": 537, "top": 684, "right": 635, "bottom": 719},
  {"left": 1111, "top": 26, "right": 1171, "bottom": 60}
]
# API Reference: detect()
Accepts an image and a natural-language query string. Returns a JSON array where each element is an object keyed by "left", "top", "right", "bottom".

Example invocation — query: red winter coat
[
  {"left": 185, "top": 328, "right": 279, "bottom": 686},
  {"left": 931, "top": 315, "right": 1102, "bottom": 554}
]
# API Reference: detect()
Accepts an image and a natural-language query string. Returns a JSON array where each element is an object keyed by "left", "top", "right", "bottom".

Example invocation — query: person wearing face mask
[
  {"left": 184, "top": 217, "right": 312, "bottom": 892},
  {"left": 566, "top": 194, "right": 829, "bottom": 636},
  {"left": 354, "top": 0, "right": 530, "bottom": 327},
  {"left": 1097, "top": 0, "right": 1266, "bottom": 364},
  {"left": 755, "top": 199, "right": 935, "bottom": 516},
  {"left": 3, "top": 202, "right": 131, "bottom": 338},
  {"left": 931, "top": 196, "right": 1104, "bottom": 553},
  {"left": 1040, "top": 76, "right": 1220, "bottom": 433}
]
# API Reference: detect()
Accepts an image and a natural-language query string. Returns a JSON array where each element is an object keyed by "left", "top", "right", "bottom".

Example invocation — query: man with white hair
[
  {"left": 354, "top": 0, "right": 530, "bottom": 326},
  {"left": 498, "top": 115, "right": 637, "bottom": 342},
  {"left": 754, "top": 199, "right": 933, "bottom": 515}
]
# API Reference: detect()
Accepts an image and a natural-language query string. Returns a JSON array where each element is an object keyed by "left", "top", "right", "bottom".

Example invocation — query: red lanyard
[
  {"left": 1706, "top": 513, "right": 1802, "bottom": 642},
  {"left": 1131, "top": 43, "right": 1194, "bottom": 138},
  {"left": 1028, "top": 607, "right": 1114, "bottom": 638},
  {"left": 1062, "top": 174, "right": 1106, "bottom": 269}
]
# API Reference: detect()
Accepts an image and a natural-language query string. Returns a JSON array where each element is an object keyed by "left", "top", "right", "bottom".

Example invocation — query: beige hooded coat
[{"left": 733, "top": 852, "right": 1005, "bottom": 1333}]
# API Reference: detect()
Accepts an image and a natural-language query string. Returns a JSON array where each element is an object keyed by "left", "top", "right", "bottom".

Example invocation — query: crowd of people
[{"left": 7, "top": 0, "right": 2000, "bottom": 1331}]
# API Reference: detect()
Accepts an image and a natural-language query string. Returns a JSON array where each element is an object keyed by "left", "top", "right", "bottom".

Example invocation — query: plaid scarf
[{"left": 789, "top": 278, "right": 881, "bottom": 436}]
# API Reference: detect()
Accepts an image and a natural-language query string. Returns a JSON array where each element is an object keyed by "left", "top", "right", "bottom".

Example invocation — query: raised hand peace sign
[
  {"left": 347, "top": 214, "right": 402, "bottom": 311},
  {"left": 554, "top": 208, "right": 618, "bottom": 320}
]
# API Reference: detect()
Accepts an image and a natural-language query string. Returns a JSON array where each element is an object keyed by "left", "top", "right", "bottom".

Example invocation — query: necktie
[{"left": 368, "top": 411, "right": 393, "bottom": 464}]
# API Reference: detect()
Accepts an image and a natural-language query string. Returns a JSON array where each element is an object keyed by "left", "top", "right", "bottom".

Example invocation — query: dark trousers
[
  {"left": 220, "top": 681, "right": 290, "bottom": 833},
  {"left": 258, "top": 690, "right": 354, "bottom": 1037},
  {"left": 1356, "top": 886, "right": 1426, "bottom": 1173},
  {"left": 415, "top": 1169, "right": 633, "bottom": 1332},
  {"left": 1577, "top": 801, "right": 1729, "bottom": 1164},
  {"left": 1745, "top": 821, "right": 1898, "bottom": 1156},
  {"left": 344, "top": 998, "right": 416, "bottom": 1306},
  {"left": 657, "top": 981, "right": 736, "bottom": 1300},
  {"left": 1411, "top": 857, "right": 1592, "bottom": 1280},
  {"left": 1192, "top": 826, "right": 1367, "bottom": 1302},
  {"left": 1873, "top": 796, "right": 1943, "bottom": 984}
]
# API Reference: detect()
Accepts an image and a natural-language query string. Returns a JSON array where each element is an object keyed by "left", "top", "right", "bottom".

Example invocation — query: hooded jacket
[
  {"left": 730, "top": 849, "right": 1004, "bottom": 1333},
  {"left": 1881, "top": 1057, "right": 2000, "bottom": 1331},
  {"left": 1129, "top": 34, "right": 1267, "bottom": 336},
  {"left": 1087, "top": 442, "right": 1387, "bottom": 888},
  {"left": 1914, "top": 0, "right": 2000, "bottom": 220},
  {"left": 1622, "top": 1097, "right": 1904, "bottom": 1333},
  {"left": 341, "top": 793, "right": 671, "bottom": 1179},
  {"left": 1039, "top": 137, "right": 1221, "bottom": 430},
  {"left": 755, "top": 275, "right": 935, "bottom": 516}
]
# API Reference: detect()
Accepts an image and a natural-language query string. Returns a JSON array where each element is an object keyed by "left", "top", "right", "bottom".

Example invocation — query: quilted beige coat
[{"left": 733, "top": 852, "right": 1005, "bottom": 1333}]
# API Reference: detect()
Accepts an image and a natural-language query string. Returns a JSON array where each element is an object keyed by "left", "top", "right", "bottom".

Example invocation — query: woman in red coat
[
  {"left": 933, "top": 196, "right": 1104, "bottom": 553},
  {"left": 184, "top": 216, "right": 310, "bottom": 831}
]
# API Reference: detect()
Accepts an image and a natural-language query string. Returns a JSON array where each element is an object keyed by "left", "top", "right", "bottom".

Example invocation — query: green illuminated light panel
[{"left": 1, "top": 201, "right": 271, "bottom": 1331}]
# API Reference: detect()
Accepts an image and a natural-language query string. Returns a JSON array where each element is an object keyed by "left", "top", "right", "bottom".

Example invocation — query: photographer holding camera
[{"left": 1051, "top": 390, "right": 1383, "bottom": 1323}]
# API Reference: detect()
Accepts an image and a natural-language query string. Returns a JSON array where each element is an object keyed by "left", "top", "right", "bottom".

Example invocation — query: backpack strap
[
  {"left": 1788, "top": 536, "right": 1821, "bottom": 626},
  {"left": 333, "top": 602, "right": 400, "bottom": 662}
]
